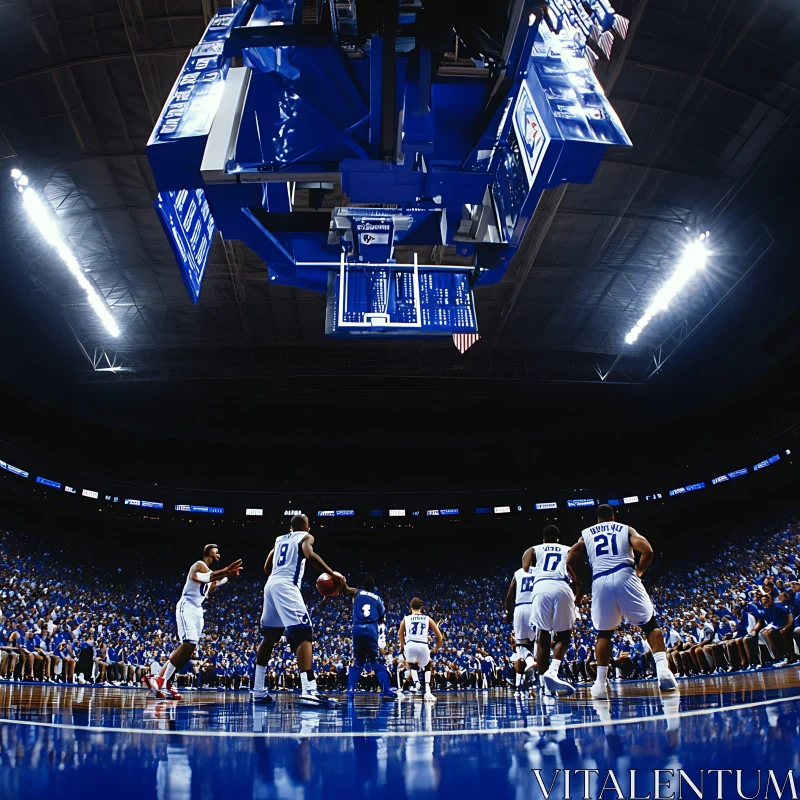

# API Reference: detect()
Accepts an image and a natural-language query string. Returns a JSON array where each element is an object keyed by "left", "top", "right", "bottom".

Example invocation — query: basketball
[{"left": 316, "top": 572, "right": 339, "bottom": 597}]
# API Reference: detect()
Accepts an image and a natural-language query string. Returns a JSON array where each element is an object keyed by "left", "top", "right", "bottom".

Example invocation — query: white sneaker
[
  {"left": 299, "top": 689, "right": 336, "bottom": 708},
  {"left": 658, "top": 669, "right": 679, "bottom": 692},
  {"left": 590, "top": 681, "right": 608, "bottom": 700},
  {"left": 423, "top": 691, "right": 436, "bottom": 702},
  {"left": 543, "top": 670, "right": 575, "bottom": 696}
]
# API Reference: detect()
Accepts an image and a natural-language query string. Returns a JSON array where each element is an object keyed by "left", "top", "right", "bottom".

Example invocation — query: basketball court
[{"left": 1, "top": 669, "right": 798, "bottom": 798}]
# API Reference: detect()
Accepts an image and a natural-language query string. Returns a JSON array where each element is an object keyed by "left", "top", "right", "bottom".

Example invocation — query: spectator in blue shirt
[{"left": 755, "top": 593, "right": 795, "bottom": 665}]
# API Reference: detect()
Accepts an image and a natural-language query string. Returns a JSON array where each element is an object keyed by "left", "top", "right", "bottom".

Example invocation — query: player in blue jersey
[
  {"left": 341, "top": 575, "right": 396, "bottom": 700},
  {"left": 253, "top": 514, "right": 346, "bottom": 708},
  {"left": 568, "top": 504, "right": 678, "bottom": 699}
]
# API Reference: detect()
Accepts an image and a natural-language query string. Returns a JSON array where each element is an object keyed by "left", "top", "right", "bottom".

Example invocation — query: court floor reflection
[{"left": 0, "top": 669, "right": 798, "bottom": 799}]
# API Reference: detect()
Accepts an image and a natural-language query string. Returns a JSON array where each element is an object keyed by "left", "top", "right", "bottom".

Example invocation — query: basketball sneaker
[
  {"left": 657, "top": 669, "right": 678, "bottom": 692},
  {"left": 252, "top": 691, "right": 275, "bottom": 706},
  {"left": 164, "top": 682, "right": 182, "bottom": 700},
  {"left": 543, "top": 669, "right": 575, "bottom": 696},
  {"left": 381, "top": 689, "right": 398, "bottom": 701},
  {"left": 142, "top": 675, "right": 166, "bottom": 699},
  {"left": 299, "top": 683, "right": 337, "bottom": 708},
  {"left": 590, "top": 680, "right": 609, "bottom": 700},
  {"left": 423, "top": 690, "right": 436, "bottom": 702}
]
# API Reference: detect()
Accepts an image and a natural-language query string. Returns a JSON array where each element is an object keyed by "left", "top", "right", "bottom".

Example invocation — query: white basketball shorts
[
  {"left": 176, "top": 600, "right": 204, "bottom": 644},
  {"left": 529, "top": 580, "right": 576, "bottom": 633},
  {"left": 590, "top": 567, "right": 654, "bottom": 631},
  {"left": 261, "top": 578, "right": 312, "bottom": 630},
  {"left": 513, "top": 605, "right": 536, "bottom": 645},
  {"left": 404, "top": 641, "right": 431, "bottom": 668}
]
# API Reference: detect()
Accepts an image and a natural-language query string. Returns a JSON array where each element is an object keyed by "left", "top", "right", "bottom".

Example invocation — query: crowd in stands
[{"left": 0, "top": 518, "right": 798, "bottom": 693}]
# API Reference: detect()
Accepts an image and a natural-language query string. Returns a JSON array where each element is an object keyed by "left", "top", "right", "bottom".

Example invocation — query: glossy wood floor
[{"left": 0, "top": 667, "right": 798, "bottom": 798}]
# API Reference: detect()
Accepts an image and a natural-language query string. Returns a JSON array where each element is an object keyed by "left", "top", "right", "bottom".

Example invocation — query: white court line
[{"left": 0, "top": 693, "right": 798, "bottom": 740}]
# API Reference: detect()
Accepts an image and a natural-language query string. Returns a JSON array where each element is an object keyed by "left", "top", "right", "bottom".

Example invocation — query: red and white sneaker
[
  {"left": 142, "top": 674, "right": 167, "bottom": 699},
  {"left": 164, "top": 682, "right": 182, "bottom": 700}
]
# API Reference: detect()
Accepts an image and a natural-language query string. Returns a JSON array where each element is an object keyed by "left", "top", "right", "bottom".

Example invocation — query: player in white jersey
[
  {"left": 398, "top": 597, "right": 443, "bottom": 701},
  {"left": 253, "top": 514, "right": 345, "bottom": 708},
  {"left": 504, "top": 558, "right": 537, "bottom": 696},
  {"left": 145, "top": 544, "right": 243, "bottom": 699},
  {"left": 567, "top": 505, "right": 678, "bottom": 699},
  {"left": 522, "top": 525, "right": 576, "bottom": 696}
]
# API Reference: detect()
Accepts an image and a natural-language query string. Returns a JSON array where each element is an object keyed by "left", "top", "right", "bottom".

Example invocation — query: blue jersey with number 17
[{"left": 581, "top": 522, "right": 634, "bottom": 577}]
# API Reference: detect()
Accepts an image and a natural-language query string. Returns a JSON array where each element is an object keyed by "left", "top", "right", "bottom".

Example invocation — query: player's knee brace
[
  {"left": 641, "top": 617, "right": 659, "bottom": 636},
  {"left": 286, "top": 625, "right": 313, "bottom": 652}
]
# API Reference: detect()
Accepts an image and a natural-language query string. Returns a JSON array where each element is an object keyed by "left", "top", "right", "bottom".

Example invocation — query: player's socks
[
  {"left": 423, "top": 670, "right": 435, "bottom": 701},
  {"left": 591, "top": 665, "right": 609, "bottom": 699},
  {"left": 514, "top": 672, "right": 523, "bottom": 693},
  {"left": 163, "top": 662, "right": 177, "bottom": 684},
  {"left": 254, "top": 665, "right": 267, "bottom": 693}
]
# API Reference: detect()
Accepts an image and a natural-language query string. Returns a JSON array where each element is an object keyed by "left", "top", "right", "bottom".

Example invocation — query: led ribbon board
[
  {"left": 0, "top": 459, "right": 28, "bottom": 478},
  {"left": 712, "top": 468, "right": 748, "bottom": 485},
  {"left": 669, "top": 482, "right": 705, "bottom": 497},
  {"left": 567, "top": 499, "right": 595, "bottom": 508},
  {"left": 754, "top": 454, "right": 780, "bottom": 471},
  {"left": 175, "top": 504, "right": 224, "bottom": 514}
]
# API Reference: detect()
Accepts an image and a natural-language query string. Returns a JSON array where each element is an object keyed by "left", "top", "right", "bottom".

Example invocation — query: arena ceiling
[{"left": 0, "top": 0, "right": 799, "bottom": 394}]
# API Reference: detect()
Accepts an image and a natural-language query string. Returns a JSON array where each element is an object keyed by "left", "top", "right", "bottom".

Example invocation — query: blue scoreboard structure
[{"left": 147, "top": 0, "right": 632, "bottom": 337}]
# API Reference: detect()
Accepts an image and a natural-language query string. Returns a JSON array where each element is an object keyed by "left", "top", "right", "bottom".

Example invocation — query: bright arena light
[
  {"left": 625, "top": 234, "right": 709, "bottom": 345},
  {"left": 11, "top": 171, "right": 120, "bottom": 338}
]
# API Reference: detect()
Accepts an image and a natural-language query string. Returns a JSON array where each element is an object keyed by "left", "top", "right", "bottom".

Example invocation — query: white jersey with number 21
[{"left": 581, "top": 522, "right": 633, "bottom": 577}]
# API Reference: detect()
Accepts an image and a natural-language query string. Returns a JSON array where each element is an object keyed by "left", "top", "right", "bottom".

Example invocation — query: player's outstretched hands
[{"left": 225, "top": 559, "right": 243, "bottom": 577}]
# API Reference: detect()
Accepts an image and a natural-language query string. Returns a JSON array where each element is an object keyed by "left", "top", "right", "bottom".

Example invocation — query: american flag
[{"left": 452, "top": 333, "right": 480, "bottom": 354}]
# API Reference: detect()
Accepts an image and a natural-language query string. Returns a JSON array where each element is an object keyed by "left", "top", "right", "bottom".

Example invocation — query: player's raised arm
[
  {"left": 628, "top": 527, "right": 654, "bottom": 577},
  {"left": 263, "top": 549, "right": 274, "bottom": 577},
  {"left": 430, "top": 619, "right": 444, "bottom": 651},
  {"left": 567, "top": 538, "right": 588, "bottom": 604},
  {"left": 398, "top": 617, "right": 407, "bottom": 651},
  {"left": 192, "top": 559, "right": 242, "bottom": 584},
  {"left": 504, "top": 577, "right": 517, "bottom": 622}
]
